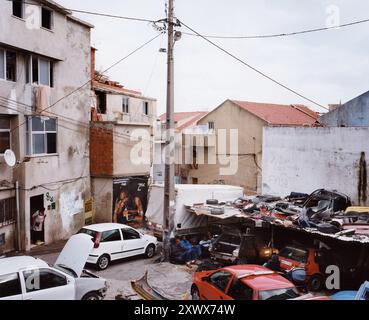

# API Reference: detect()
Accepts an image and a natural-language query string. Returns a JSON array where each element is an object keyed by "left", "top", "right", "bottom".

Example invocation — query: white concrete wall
[
  {"left": 0, "top": 1, "right": 92, "bottom": 250},
  {"left": 104, "top": 93, "right": 156, "bottom": 125},
  {"left": 262, "top": 127, "right": 369, "bottom": 205}
]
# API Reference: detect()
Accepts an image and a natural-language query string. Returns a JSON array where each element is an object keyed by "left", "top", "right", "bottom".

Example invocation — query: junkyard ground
[{"left": 24, "top": 241, "right": 194, "bottom": 300}]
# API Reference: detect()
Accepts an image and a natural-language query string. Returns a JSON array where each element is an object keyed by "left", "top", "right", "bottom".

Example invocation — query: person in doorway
[{"left": 32, "top": 207, "right": 46, "bottom": 245}]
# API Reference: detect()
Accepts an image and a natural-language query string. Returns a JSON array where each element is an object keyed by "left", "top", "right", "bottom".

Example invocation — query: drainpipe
[{"left": 15, "top": 181, "right": 21, "bottom": 251}]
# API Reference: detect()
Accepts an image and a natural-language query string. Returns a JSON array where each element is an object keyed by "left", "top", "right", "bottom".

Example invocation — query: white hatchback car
[
  {"left": 79, "top": 223, "right": 158, "bottom": 270},
  {"left": 0, "top": 234, "right": 107, "bottom": 300}
]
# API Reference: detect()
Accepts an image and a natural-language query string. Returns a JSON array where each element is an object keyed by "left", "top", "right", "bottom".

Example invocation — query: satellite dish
[{"left": 4, "top": 149, "right": 16, "bottom": 167}]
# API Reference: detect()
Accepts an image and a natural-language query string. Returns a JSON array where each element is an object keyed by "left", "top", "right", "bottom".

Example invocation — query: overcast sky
[{"left": 58, "top": 0, "right": 369, "bottom": 115}]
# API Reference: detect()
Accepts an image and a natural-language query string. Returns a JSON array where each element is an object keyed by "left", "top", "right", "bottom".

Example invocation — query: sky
[{"left": 58, "top": 0, "right": 369, "bottom": 115}]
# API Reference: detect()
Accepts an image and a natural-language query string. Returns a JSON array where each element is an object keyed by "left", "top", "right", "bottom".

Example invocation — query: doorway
[{"left": 30, "top": 194, "right": 45, "bottom": 245}]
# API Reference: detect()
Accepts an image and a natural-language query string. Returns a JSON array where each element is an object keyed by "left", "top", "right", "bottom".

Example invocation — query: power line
[
  {"left": 182, "top": 17, "right": 369, "bottom": 40},
  {"left": 7, "top": 0, "right": 161, "bottom": 24},
  {"left": 10, "top": 32, "right": 163, "bottom": 133},
  {"left": 179, "top": 20, "right": 328, "bottom": 111}
]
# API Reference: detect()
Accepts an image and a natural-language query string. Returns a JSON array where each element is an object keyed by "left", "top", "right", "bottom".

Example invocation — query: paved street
[{"left": 29, "top": 243, "right": 194, "bottom": 300}]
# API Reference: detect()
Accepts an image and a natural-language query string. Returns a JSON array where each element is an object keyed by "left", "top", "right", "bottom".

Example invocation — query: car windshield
[
  {"left": 279, "top": 247, "right": 308, "bottom": 263},
  {"left": 78, "top": 228, "right": 97, "bottom": 241},
  {"left": 259, "top": 287, "right": 300, "bottom": 300}
]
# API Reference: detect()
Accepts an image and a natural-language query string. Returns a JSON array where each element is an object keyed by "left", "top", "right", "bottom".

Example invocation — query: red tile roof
[
  {"left": 92, "top": 80, "right": 142, "bottom": 96},
  {"left": 159, "top": 111, "right": 208, "bottom": 123},
  {"left": 231, "top": 100, "right": 319, "bottom": 126}
]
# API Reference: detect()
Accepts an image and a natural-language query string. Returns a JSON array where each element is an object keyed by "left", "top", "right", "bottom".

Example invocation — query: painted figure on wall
[{"left": 113, "top": 176, "right": 149, "bottom": 228}]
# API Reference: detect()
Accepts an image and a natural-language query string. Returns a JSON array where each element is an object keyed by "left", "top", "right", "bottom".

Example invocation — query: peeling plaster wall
[
  {"left": 91, "top": 178, "right": 113, "bottom": 224},
  {"left": 0, "top": 2, "right": 92, "bottom": 250},
  {"left": 262, "top": 127, "right": 369, "bottom": 206}
]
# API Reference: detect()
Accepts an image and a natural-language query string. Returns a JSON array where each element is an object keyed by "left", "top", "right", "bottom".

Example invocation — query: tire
[
  {"left": 82, "top": 292, "right": 101, "bottom": 301},
  {"left": 96, "top": 254, "right": 110, "bottom": 271},
  {"left": 307, "top": 274, "right": 324, "bottom": 292},
  {"left": 145, "top": 244, "right": 156, "bottom": 258},
  {"left": 191, "top": 285, "right": 201, "bottom": 300},
  {"left": 206, "top": 199, "right": 219, "bottom": 205}
]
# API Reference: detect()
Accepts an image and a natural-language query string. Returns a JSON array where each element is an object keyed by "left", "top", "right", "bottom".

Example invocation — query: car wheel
[
  {"left": 82, "top": 292, "right": 101, "bottom": 301},
  {"left": 145, "top": 244, "right": 156, "bottom": 258},
  {"left": 191, "top": 285, "right": 201, "bottom": 300},
  {"left": 308, "top": 274, "right": 324, "bottom": 291},
  {"left": 96, "top": 254, "right": 110, "bottom": 271}
]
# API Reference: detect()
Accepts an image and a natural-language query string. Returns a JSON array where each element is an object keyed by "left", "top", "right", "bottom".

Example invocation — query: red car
[{"left": 191, "top": 265, "right": 300, "bottom": 300}]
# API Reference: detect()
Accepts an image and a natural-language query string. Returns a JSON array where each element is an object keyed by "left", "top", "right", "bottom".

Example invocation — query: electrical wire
[
  {"left": 9, "top": 32, "right": 163, "bottom": 134},
  {"left": 179, "top": 20, "right": 329, "bottom": 111},
  {"left": 7, "top": 0, "right": 161, "bottom": 24},
  {"left": 181, "top": 17, "right": 369, "bottom": 39}
]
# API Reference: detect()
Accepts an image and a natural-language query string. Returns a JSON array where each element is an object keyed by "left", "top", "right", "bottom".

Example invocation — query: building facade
[
  {"left": 320, "top": 90, "right": 369, "bottom": 127},
  {"left": 0, "top": 0, "right": 92, "bottom": 253},
  {"left": 185, "top": 100, "right": 319, "bottom": 194},
  {"left": 90, "top": 49, "right": 157, "bottom": 226}
]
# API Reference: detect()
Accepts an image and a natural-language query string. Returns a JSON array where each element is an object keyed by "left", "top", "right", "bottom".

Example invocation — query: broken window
[
  {"left": 122, "top": 97, "right": 129, "bottom": 113},
  {"left": 12, "top": 0, "right": 24, "bottom": 19},
  {"left": 0, "top": 49, "right": 17, "bottom": 82},
  {"left": 26, "top": 116, "right": 57, "bottom": 155},
  {"left": 143, "top": 101, "right": 149, "bottom": 115},
  {"left": 0, "top": 117, "right": 11, "bottom": 154},
  {"left": 96, "top": 91, "right": 107, "bottom": 114},
  {"left": 41, "top": 7, "right": 53, "bottom": 30},
  {"left": 28, "top": 56, "right": 54, "bottom": 87}
]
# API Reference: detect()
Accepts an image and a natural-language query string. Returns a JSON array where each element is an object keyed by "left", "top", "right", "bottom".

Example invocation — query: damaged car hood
[{"left": 55, "top": 234, "right": 94, "bottom": 277}]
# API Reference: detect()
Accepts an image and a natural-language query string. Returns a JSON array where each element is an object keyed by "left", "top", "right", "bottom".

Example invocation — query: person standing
[{"left": 32, "top": 207, "right": 46, "bottom": 245}]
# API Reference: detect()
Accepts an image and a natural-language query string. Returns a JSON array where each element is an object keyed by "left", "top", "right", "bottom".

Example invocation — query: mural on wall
[{"left": 113, "top": 176, "right": 149, "bottom": 228}]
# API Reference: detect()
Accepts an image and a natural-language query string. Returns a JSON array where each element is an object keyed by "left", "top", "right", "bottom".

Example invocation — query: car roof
[
  {"left": 223, "top": 265, "right": 295, "bottom": 291},
  {"left": 81, "top": 223, "right": 132, "bottom": 232},
  {"left": 0, "top": 256, "right": 49, "bottom": 275}
]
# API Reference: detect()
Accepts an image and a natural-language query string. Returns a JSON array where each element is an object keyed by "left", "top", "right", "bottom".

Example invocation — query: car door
[
  {"left": 21, "top": 267, "right": 75, "bottom": 300},
  {"left": 99, "top": 229, "right": 124, "bottom": 261},
  {"left": 201, "top": 270, "right": 233, "bottom": 300},
  {"left": 121, "top": 228, "right": 146, "bottom": 258},
  {"left": 0, "top": 272, "right": 23, "bottom": 300}
]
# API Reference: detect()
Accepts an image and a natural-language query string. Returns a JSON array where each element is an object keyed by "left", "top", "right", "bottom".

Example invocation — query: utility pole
[{"left": 163, "top": 0, "right": 175, "bottom": 259}]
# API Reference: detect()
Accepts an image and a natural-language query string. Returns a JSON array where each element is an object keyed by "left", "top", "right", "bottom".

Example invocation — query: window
[
  {"left": 0, "top": 197, "right": 17, "bottom": 226},
  {"left": 209, "top": 270, "right": 232, "bottom": 292},
  {"left": 96, "top": 91, "right": 106, "bottom": 114},
  {"left": 26, "top": 116, "right": 57, "bottom": 155},
  {"left": 227, "top": 279, "right": 253, "bottom": 300},
  {"left": 142, "top": 101, "right": 149, "bottom": 115},
  {"left": 279, "top": 246, "right": 308, "bottom": 263},
  {"left": 0, "top": 50, "right": 16, "bottom": 82},
  {"left": 121, "top": 228, "right": 140, "bottom": 240},
  {"left": 12, "top": 0, "right": 24, "bottom": 19},
  {"left": 23, "top": 269, "right": 67, "bottom": 292},
  {"left": 0, "top": 117, "right": 11, "bottom": 154},
  {"left": 259, "top": 287, "right": 299, "bottom": 300},
  {"left": 29, "top": 56, "right": 53, "bottom": 87},
  {"left": 208, "top": 122, "right": 215, "bottom": 130},
  {"left": 0, "top": 273, "right": 22, "bottom": 298},
  {"left": 101, "top": 229, "right": 121, "bottom": 242},
  {"left": 122, "top": 97, "right": 129, "bottom": 113},
  {"left": 41, "top": 7, "right": 53, "bottom": 30}
]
